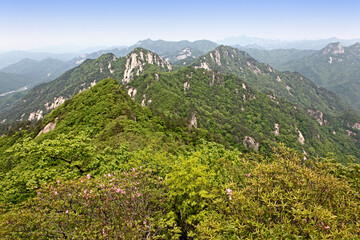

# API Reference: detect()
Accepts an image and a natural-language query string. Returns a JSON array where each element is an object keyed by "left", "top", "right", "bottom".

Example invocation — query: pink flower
[
  {"left": 132, "top": 168, "right": 136, "bottom": 172},
  {"left": 57, "top": 180, "right": 60, "bottom": 184},
  {"left": 325, "top": 226, "right": 330, "bottom": 229},
  {"left": 84, "top": 189, "right": 87, "bottom": 194},
  {"left": 226, "top": 188, "right": 232, "bottom": 200},
  {"left": 65, "top": 210, "right": 69, "bottom": 213},
  {"left": 37, "top": 191, "right": 41, "bottom": 195},
  {"left": 246, "top": 173, "right": 251, "bottom": 177},
  {"left": 86, "top": 174, "right": 91, "bottom": 179},
  {"left": 108, "top": 173, "right": 111, "bottom": 177},
  {"left": 54, "top": 191, "right": 58, "bottom": 195}
]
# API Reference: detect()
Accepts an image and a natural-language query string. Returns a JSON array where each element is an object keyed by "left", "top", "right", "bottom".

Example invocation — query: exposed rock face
[
  {"left": 243, "top": 136, "right": 259, "bottom": 151},
  {"left": 322, "top": 42, "right": 345, "bottom": 55},
  {"left": 141, "top": 94, "right": 146, "bottom": 106},
  {"left": 175, "top": 48, "right": 192, "bottom": 60},
  {"left": 108, "top": 62, "right": 114, "bottom": 74},
  {"left": 246, "top": 61, "right": 262, "bottom": 74},
  {"left": 267, "top": 94, "right": 279, "bottom": 104},
  {"left": 353, "top": 122, "right": 360, "bottom": 130},
  {"left": 214, "top": 49, "right": 222, "bottom": 66},
  {"left": 298, "top": 129, "right": 305, "bottom": 145},
  {"left": 189, "top": 113, "right": 197, "bottom": 128},
  {"left": 184, "top": 82, "right": 190, "bottom": 92},
  {"left": 127, "top": 88, "right": 137, "bottom": 99},
  {"left": 45, "top": 96, "right": 66, "bottom": 111},
  {"left": 242, "top": 83, "right": 247, "bottom": 90},
  {"left": 347, "top": 129, "right": 357, "bottom": 137},
  {"left": 28, "top": 110, "right": 43, "bottom": 121},
  {"left": 276, "top": 76, "right": 282, "bottom": 82},
  {"left": 307, "top": 109, "right": 327, "bottom": 125},
  {"left": 328, "top": 56, "right": 333, "bottom": 64},
  {"left": 37, "top": 120, "right": 57, "bottom": 137},
  {"left": 273, "top": 123, "right": 280, "bottom": 136},
  {"left": 286, "top": 85, "right": 293, "bottom": 96},
  {"left": 123, "top": 49, "right": 172, "bottom": 84},
  {"left": 197, "top": 61, "right": 211, "bottom": 70}
]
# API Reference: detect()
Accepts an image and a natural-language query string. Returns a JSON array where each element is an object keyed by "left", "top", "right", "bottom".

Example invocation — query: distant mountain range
[
  {"left": 0, "top": 51, "right": 78, "bottom": 69},
  {"left": 219, "top": 35, "right": 360, "bottom": 50}
]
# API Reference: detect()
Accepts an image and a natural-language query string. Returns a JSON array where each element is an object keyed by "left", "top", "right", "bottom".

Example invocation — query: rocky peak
[
  {"left": 194, "top": 45, "right": 248, "bottom": 70},
  {"left": 122, "top": 48, "right": 172, "bottom": 84},
  {"left": 321, "top": 42, "right": 344, "bottom": 55}
]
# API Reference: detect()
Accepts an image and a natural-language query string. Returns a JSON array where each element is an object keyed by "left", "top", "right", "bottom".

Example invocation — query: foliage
[
  {"left": 195, "top": 146, "right": 360, "bottom": 239},
  {"left": 128, "top": 67, "right": 360, "bottom": 162},
  {"left": 1, "top": 169, "right": 177, "bottom": 239}
]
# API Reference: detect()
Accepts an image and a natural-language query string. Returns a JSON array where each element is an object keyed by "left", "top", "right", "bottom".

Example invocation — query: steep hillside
[
  {"left": 0, "top": 48, "right": 171, "bottom": 124},
  {"left": 0, "top": 77, "right": 212, "bottom": 204},
  {"left": 1, "top": 78, "right": 360, "bottom": 239},
  {"left": 124, "top": 67, "right": 360, "bottom": 162},
  {"left": 191, "top": 45, "right": 350, "bottom": 115},
  {"left": 280, "top": 42, "right": 360, "bottom": 111}
]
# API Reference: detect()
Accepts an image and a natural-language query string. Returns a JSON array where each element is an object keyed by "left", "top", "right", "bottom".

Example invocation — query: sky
[{"left": 0, "top": 0, "right": 359, "bottom": 52}]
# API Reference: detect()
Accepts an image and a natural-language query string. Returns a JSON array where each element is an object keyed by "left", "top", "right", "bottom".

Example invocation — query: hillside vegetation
[{"left": 1, "top": 79, "right": 359, "bottom": 239}]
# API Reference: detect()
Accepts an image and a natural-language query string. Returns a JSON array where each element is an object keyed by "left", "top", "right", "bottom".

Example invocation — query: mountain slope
[
  {"left": 1, "top": 78, "right": 360, "bottom": 239},
  {"left": 0, "top": 48, "right": 172, "bottom": 124},
  {"left": 125, "top": 67, "right": 360, "bottom": 162},
  {"left": 191, "top": 45, "right": 349, "bottom": 116},
  {"left": 279, "top": 42, "right": 360, "bottom": 111},
  {"left": 0, "top": 77, "right": 213, "bottom": 204}
]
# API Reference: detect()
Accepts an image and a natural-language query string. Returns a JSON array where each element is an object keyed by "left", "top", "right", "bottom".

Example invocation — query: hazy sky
[{"left": 1, "top": 0, "right": 359, "bottom": 52}]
